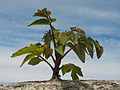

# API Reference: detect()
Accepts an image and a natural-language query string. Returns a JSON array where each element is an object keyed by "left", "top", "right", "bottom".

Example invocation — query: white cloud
[
  {"left": 0, "top": 0, "right": 120, "bottom": 82},
  {"left": 76, "top": 7, "right": 120, "bottom": 20},
  {"left": 0, "top": 46, "right": 53, "bottom": 82},
  {"left": 0, "top": 37, "right": 120, "bottom": 82},
  {"left": 87, "top": 26, "right": 119, "bottom": 36}
]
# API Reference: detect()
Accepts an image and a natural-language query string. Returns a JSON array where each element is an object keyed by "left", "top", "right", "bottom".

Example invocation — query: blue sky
[{"left": 0, "top": 0, "right": 120, "bottom": 82}]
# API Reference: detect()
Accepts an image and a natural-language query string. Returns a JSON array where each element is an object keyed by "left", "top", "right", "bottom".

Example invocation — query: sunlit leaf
[
  {"left": 28, "top": 57, "right": 43, "bottom": 66},
  {"left": 67, "top": 42, "right": 74, "bottom": 48},
  {"left": 53, "top": 29, "right": 60, "bottom": 40},
  {"left": 28, "top": 19, "right": 49, "bottom": 26},
  {"left": 59, "top": 33, "right": 69, "bottom": 45},
  {"left": 55, "top": 45, "right": 64, "bottom": 56},
  {"left": 36, "top": 47, "right": 44, "bottom": 55},
  {"left": 69, "top": 32, "right": 76, "bottom": 44},
  {"left": 11, "top": 45, "right": 37, "bottom": 58},
  {"left": 11, "top": 44, "right": 44, "bottom": 58},
  {"left": 20, "top": 54, "right": 35, "bottom": 67}
]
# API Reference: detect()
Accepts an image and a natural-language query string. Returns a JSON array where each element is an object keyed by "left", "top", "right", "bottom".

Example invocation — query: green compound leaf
[
  {"left": 61, "top": 64, "right": 73, "bottom": 75},
  {"left": 28, "top": 19, "right": 49, "bottom": 26},
  {"left": 87, "top": 37, "right": 103, "bottom": 59},
  {"left": 61, "top": 63, "right": 83, "bottom": 80},
  {"left": 28, "top": 57, "right": 43, "bottom": 66},
  {"left": 20, "top": 54, "right": 35, "bottom": 67}
]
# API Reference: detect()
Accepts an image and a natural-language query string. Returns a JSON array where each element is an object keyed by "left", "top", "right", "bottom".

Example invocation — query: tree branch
[
  {"left": 44, "top": 12, "right": 56, "bottom": 48},
  {"left": 59, "top": 66, "right": 62, "bottom": 70},
  {"left": 44, "top": 11, "right": 57, "bottom": 61},
  {"left": 48, "top": 48, "right": 56, "bottom": 63},
  {"left": 37, "top": 55, "right": 54, "bottom": 71},
  {"left": 48, "top": 19, "right": 56, "bottom": 48},
  {"left": 61, "top": 48, "right": 72, "bottom": 60}
]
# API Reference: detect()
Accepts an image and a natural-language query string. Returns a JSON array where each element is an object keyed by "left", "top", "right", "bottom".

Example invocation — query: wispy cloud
[
  {"left": 76, "top": 7, "right": 120, "bottom": 21},
  {"left": 0, "top": 0, "right": 120, "bottom": 81},
  {"left": 0, "top": 46, "right": 52, "bottom": 82},
  {"left": 0, "top": 37, "right": 120, "bottom": 81}
]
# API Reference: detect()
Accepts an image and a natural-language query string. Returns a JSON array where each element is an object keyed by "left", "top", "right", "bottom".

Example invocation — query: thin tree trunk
[
  {"left": 51, "top": 68, "right": 61, "bottom": 80},
  {"left": 51, "top": 51, "right": 62, "bottom": 81}
]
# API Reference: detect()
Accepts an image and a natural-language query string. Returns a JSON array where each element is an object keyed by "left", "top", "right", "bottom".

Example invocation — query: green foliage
[
  {"left": 55, "top": 45, "right": 64, "bottom": 56},
  {"left": 28, "top": 57, "right": 43, "bottom": 66},
  {"left": 43, "top": 46, "right": 53, "bottom": 59},
  {"left": 59, "top": 32, "right": 69, "bottom": 45},
  {"left": 61, "top": 63, "right": 83, "bottom": 80},
  {"left": 20, "top": 54, "right": 35, "bottom": 67},
  {"left": 11, "top": 8, "right": 104, "bottom": 80},
  {"left": 11, "top": 44, "right": 45, "bottom": 58},
  {"left": 11, "top": 44, "right": 39, "bottom": 58},
  {"left": 42, "top": 30, "right": 52, "bottom": 47},
  {"left": 28, "top": 19, "right": 49, "bottom": 26},
  {"left": 33, "top": 8, "right": 51, "bottom": 17}
]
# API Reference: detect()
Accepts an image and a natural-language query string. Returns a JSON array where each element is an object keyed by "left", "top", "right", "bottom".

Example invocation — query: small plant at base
[{"left": 11, "top": 8, "right": 104, "bottom": 81}]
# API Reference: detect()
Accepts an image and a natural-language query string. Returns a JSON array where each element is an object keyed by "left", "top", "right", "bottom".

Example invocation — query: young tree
[{"left": 11, "top": 8, "right": 103, "bottom": 80}]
